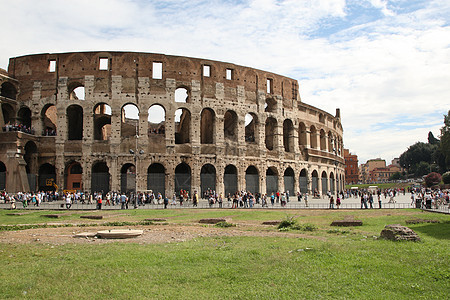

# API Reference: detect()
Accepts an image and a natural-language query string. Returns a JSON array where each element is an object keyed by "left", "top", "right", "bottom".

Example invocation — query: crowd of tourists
[{"left": 2, "top": 123, "right": 35, "bottom": 134}]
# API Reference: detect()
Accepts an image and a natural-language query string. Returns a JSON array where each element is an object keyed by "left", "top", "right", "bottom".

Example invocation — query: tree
[
  {"left": 389, "top": 172, "right": 402, "bottom": 181},
  {"left": 428, "top": 131, "right": 439, "bottom": 144},
  {"left": 399, "top": 142, "right": 437, "bottom": 175},
  {"left": 424, "top": 172, "right": 442, "bottom": 187},
  {"left": 442, "top": 171, "right": 450, "bottom": 184},
  {"left": 439, "top": 110, "right": 450, "bottom": 170}
]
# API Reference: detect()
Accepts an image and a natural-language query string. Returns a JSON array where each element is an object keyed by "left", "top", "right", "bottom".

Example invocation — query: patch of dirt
[{"left": 0, "top": 222, "right": 323, "bottom": 245}]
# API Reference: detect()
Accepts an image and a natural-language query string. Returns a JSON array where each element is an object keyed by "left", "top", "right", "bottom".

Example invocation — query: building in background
[{"left": 344, "top": 149, "right": 359, "bottom": 184}]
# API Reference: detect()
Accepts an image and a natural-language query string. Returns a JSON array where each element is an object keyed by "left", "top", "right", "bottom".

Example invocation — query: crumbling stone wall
[{"left": 0, "top": 52, "right": 344, "bottom": 195}]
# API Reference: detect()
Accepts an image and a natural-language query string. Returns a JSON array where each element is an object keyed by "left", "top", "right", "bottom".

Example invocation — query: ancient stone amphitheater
[{"left": 0, "top": 51, "right": 344, "bottom": 197}]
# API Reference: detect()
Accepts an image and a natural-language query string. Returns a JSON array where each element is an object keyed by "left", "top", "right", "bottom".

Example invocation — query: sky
[{"left": 1, "top": 0, "right": 449, "bottom": 164}]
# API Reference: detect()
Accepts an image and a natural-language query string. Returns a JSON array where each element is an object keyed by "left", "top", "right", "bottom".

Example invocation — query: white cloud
[{"left": 0, "top": 0, "right": 449, "bottom": 164}]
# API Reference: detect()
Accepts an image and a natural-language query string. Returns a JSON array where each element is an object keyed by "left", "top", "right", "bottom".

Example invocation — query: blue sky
[{"left": 1, "top": 0, "right": 449, "bottom": 164}]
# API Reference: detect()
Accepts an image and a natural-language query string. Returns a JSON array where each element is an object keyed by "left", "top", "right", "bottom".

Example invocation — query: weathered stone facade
[{"left": 0, "top": 51, "right": 344, "bottom": 196}]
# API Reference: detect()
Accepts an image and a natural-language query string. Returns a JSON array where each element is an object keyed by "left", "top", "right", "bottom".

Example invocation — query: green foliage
[
  {"left": 424, "top": 172, "right": 442, "bottom": 187},
  {"left": 389, "top": 172, "right": 403, "bottom": 181},
  {"left": 399, "top": 142, "right": 438, "bottom": 176},
  {"left": 277, "top": 216, "right": 297, "bottom": 229},
  {"left": 214, "top": 221, "right": 235, "bottom": 228},
  {"left": 440, "top": 111, "right": 450, "bottom": 170},
  {"left": 428, "top": 131, "right": 439, "bottom": 144},
  {"left": 442, "top": 172, "right": 450, "bottom": 184}
]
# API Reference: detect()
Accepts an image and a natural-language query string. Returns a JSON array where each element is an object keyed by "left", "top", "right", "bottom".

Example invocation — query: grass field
[{"left": 0, "top": 209, "right": 448, "bottom": 299}]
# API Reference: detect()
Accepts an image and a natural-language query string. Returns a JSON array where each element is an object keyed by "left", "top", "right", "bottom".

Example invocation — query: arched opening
[
  {"left": 265, "top": 97, "right": 276, "bottom": 113},
  {"left": 311, "top": 170, "right": 319, "bottom": 195},
  {"left": 93, "top": 103, "right": 111, "bottom": 140},
  {"left": 320, "top": 129, "right": 326, "bottom": 151},
  {"left": 38, "top": 163, "right": 56, "bottom": 191},
  {"left": 266, "top": 167, "right": 278, "bottom": 195},
  {"left": 175, "top": 163, "right": 191, "bottom": 196},
  {"left": 321, "top": 171, "right": 328, "bottom": 196},
  {"left": 224, "top": 164, "right": 238, "bottom": 196},
  {"left": 42, "top": 104, "right": 57, "bottom": 136},
  {"left": 24, "top": 141, "right": 38, "bottom": 191},
  {"left": 67, "top": 105, "right": 83, "bottom": 140},
  {"left": 224, "top": 110, "right": 238, "bottom": 141},
  {"left": 175, "top": 87, "right": 189, "bottom": 103},
  {"left": 65, "top": 162, "right": 82, "bottom": 191},
  {"left": 245, "top": 113, "right": 257, "bottom": 143},
  {"left": 121, "top": 103, "right": 139, "bottom": 138},
  {"left": 0, "top": 161, "right": 6, "bottom": 190},
  {"left": 201, "top": 164, "right": 216, "bottom": 197},
  {"left": 245, "top": 166, "right": 259, "bottom": 195},
  {"left": 298, "top": 122, "right": 307, "bottom": 147},
  {"left": 319, "top": 113, "right": 325, "bottom": 123},
  {"left": 68, "top": 82, "right": 85, "bottom": 100},
  {"left": 329, "top": 172, "right": 335, "bottom": 194},
  {"left": 201, "top": 108, "right": 215, "bottom": 144},
  {"left": 175, "top": 108, "right": 191, "bottom": 144},
  {"left": 1, "top": 82, "right": 17, "bottom": 100},
  {"left": 265, "top": 117, "right": 277, "bottom": 150},
  {"left": 1, "top": 103, "right": 14, "bottom": 127},
  {"left": 147, "top": 104, "right": 165, "bottom": 136},
  {"left": 120, "top": 163, "right": 136, "bottom": 193},
  {"left": 284, "top": 167, "right": 295, "bottom": 197},
  {"left": 310, "top": 126, "right": 317, "bottom": 149},
  {"left": 299, "top": 169, "right": 308, "bottom": 194},
  {"left": 91, "top": 161, "right": 110, "bottom": 193},
  {"left": 283, "top": 119, "right": 294, "bottom": 152},
  {"left": 328, "top": 131, "right": 334, "bottom": 153},
  {"left": 147, "top": 163, "right": 165, "bottom": 197},
  {"left": 17, "top": 106, "right": 32, "bottom": 130}
]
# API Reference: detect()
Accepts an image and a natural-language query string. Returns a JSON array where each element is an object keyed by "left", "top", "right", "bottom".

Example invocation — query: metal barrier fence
[{"left": 2, "top": 200, "right": 446, "bottom": 211}]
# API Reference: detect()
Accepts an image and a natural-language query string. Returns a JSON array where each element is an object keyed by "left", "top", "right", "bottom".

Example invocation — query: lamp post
[{"left": 130, "top": 134, "right": 144, "bottom": 209}]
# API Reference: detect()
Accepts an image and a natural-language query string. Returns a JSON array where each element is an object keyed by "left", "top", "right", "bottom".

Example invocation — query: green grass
[{"left": 0, "top": 209, "right": 449, "bottom": 299}]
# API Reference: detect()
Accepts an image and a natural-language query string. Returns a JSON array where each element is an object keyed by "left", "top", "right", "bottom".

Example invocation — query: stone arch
[
  {"left": 120, "top": 163, "right": 136, "bottom": 193},
  {"left": 265, "top": 117, "right": 277, "bottom": 150},
  {"left": 328, "top": 131, "right": 334, "bottom": 153},
  {"left": 245, "top": 165, "right": 259, "bottom": 195},
  {"left": 68, "top": 81, "right": 85, "bottom": 100},
  {"left": 42, "top": 104, "right": 57, "bottom": 136},
  {"left": 38, "top": 163, "right": 56, "bottom": 191},
  {"left": 65, "top": 161, "right": 83, "bottom": 191},
  {"left": 245, "top": 113, "right": 258, "bottom": 143},
  {"left": 321, "top": 171, "right": 328, "bottom": 196},
  {"left": 91, "top": 161, "right": 110, "bottom": 193},
  {"left": 265, "top": 97, "right": 277, "bottom": 113},
  {"left": 17, "top": 106, "right": 32, "bottom": 129},
  {"left": 299, "top": 168, "right": 308, "bottom": 194},
  {"left": 310, "top": 125, "right": 317, "bottom": 149},
  {"left": 0, "top": 161, "right": 6, "bottom": 190},
  {"left": 24, "top": 141, "right": 38, "bottom": 191},
  {"left": 266, "top": 167, "right": 278, "bottom": 195},
  {"left": 201, "top": 164, "right": 216, "bottom": 196},
  {"left": 175, "top": 87, "right": 189, "bottom": 103},
  {"left": 311, "top": 170, "right": 319, "bottom": 195},
  {"left": 283, "top": 167, "right": 295, "bottom": 196},
  {"left": 147, "top": 163, "right": 166, "bottom": 197},
  {"left": 121, "top": 103, "right": 140, "bottom": 138},
  {"left": 224, "top": 164, "right": 238, "bottom": 196},
  {"left": 175, "top": 163, "right": 191, "bottom": 196},
  {"left": 175, "top": 108, "right": 191, "bottom": 144},
  {"left": 319, "top": 113, "right": 325, "bottom": 123},
  {"left": 329, "top": 172, "right": 335, "bottom": 194},
  {"left": 320, "top": 129, "right": 326, "bottom": 151},
  {"left": 224, "top": 110, "right": 238, "bottom": 141},
  {"left": 0, "top": 81, "right": 17, "bottom": 100},
  {"left": 67, "top": 105, "right": 83, "bottom": 140},
  {"left": 298, "top": 122, "right": 307, "bottom": 147},
  {"left": 93, "top": 103, "right": 112, "bottom": 140},
  {"left": 283, "top": 119, "right": 294, "bottom": 152},
  {"left": 1, "top": 102, "right": 15, "bottom": 126},
  {"left": 201, "top": 108, "right": 215, "bottom": 144},
  {"left": 147, "top": 104, "right": 165, "bottom": 136}
]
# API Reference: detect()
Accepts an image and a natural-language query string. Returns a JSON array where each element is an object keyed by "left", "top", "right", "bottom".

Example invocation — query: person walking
[
  {"left": 336, "top": 196, "right": 341, "bottom": 209},
  {"left": 329, "top": 196, "right": 335, "bottom": 209}
]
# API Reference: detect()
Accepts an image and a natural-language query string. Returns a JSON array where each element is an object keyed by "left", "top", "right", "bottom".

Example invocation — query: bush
[
  {"left": 278, "top": 216, "right": 297, "bottom": 229},
  {"left": 424, "top": 172, "right": 442, "bottom": 187},
  {"left": 442, "top": 172, "right": 450, "bottom": 184},
  {"left": 215, "top": 221, "right": 235, "bottom": 228}
]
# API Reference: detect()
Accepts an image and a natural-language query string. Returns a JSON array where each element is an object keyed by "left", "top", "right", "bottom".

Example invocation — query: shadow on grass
[{"left": 410, "top": 221, "right": 450, "bottom": 240}]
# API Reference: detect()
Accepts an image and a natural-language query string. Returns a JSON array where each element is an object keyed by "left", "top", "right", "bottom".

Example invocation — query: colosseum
[{"left": 0, "top": 51, "right": 344, "bottom": 198}]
